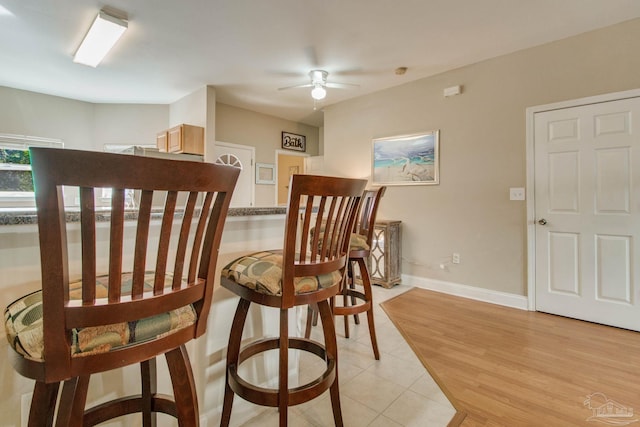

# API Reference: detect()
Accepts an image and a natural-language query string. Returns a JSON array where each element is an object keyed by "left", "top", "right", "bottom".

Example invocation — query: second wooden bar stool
[
  {"left": 306, "top": 186, "right": 386, "bottom": 359},
  {"left": 219, "top": 174, "right": 366, "bottom": 427}
]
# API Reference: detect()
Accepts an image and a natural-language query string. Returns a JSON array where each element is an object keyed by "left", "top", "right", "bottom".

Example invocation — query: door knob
[{"left": 538, "top": 218, "right": 547, "bottom": 225}]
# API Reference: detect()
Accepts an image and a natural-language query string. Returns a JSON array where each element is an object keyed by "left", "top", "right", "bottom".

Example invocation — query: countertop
[{"left": 0, "top": 206, "right": 287, "bottom": 226}]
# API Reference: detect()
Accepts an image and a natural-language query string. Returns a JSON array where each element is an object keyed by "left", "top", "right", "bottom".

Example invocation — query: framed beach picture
[{"left": 372, "top": 130, "right": 439, "bottom": 186}]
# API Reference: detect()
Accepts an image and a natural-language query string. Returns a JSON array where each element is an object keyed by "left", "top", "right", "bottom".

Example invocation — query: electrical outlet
[
  {"left": 510, "top": 187, "right": 525, "bottom": 201},
  {"left": 452, "top": 253, "right": 460, "bottom": 264}
]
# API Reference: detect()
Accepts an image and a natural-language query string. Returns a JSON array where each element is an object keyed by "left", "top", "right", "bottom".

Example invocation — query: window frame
[{"left": 0, "top": 134, "right": 63, "bottom": 207}]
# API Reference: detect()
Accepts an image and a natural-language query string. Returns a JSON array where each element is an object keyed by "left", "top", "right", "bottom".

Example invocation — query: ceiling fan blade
[
  {"left": 325, "top": 82, "right": 359, "bottom": 89},
  {"left": 278, "top": 83, "right": 313, "bottom": 91}
]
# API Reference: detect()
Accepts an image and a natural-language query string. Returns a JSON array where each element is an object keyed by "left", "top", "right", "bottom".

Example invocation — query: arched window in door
[
  {"left": 213, "top": 142, "right": 255, "bottom": 208},
  {"left": 215, "top": 154, "right": 243, "bottom": 169}
]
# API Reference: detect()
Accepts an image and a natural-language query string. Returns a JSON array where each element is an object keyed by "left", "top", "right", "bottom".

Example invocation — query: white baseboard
[{"left": 402, "top": 274, "right": 529, "bottom": 310}]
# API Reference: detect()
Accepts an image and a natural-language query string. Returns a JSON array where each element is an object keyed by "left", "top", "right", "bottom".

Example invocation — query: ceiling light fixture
[
  {"left": 73, "top": 9, "right": 128, "bottom": 67},
  {"left": 311, "top": 84, "right": 326, "bottom": 100}
]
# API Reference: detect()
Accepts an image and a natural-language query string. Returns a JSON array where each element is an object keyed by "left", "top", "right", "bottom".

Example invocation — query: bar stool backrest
[
  {"left": 354, "top": 186, "right": 387, "bottom": 250},
  {"left": 280, "top": 174, "right": 367, "bottom": 308},
  {"left": 20, "top": 147, "right": 239, "bottom": 383}
]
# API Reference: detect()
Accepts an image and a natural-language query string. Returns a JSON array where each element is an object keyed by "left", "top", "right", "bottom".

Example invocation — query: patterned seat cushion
[
  {"left": 310, "top": 225, "right": 370, "bottom": 252},
  {"left": 349, "top": 233, "right": 369, "bottom": 251},
  {"left": 4, "top": 272, "right": 196, "bottom": 362},
  {"left": 221, "top": 250, "right": 343, "bottom": 296}
]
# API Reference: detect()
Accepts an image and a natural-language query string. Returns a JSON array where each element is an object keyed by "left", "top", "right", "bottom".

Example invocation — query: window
[
  {"left": 215, "top": 153, "right": 243, "bottom": 169},
  {"left": 0, "top": 134, "right": 63, "bottom": 207}
]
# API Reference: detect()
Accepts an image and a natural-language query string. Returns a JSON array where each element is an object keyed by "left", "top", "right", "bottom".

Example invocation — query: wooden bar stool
[
  {"left": 219, "top": 174, "right": 366, "bottom": 427},
  {"left": 4, "top": 147, "right": 238, "bottom": 426},
  {"left": 306, "top": 187, "right": 386, "bottom": 359}
]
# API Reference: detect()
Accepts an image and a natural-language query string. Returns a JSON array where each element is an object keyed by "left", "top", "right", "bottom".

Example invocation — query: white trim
[
  {"left": 402, "top": 274, "right": 529, "bottom": 310},
  {"left": 525, "top": 88, "right": 640, "bottom": 312},
  {"left": 0, "top": 134, "right": 63, "bottom": 148},
  {"left": 255, "top": 162, "right": 276, "bottom": 185},
  {"left": 275, "top": 149, "right": 310, "bottom": 158},
  {"left": 0, "top": 191, "right": 36, "bottom": 208}
]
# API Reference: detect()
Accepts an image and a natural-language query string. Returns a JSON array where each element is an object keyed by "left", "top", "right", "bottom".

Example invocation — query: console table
[{"left": 369, "top": 220, "right": 401, "bottom": 288}]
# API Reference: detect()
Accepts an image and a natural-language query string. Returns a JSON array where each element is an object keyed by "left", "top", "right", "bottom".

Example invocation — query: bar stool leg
[
  {"left": 304, "top": 303, "right": 318, "bottom": 338},
  {"left": 358, "top": 257, "right": 380, "bottom": 360},
  {"left": 166, "top": 345, "right": 199, "bottom": 426},
  {"left": 221, "top": 298, "right": 251, "bottom": 427},
  {"left": 55, "top": 376, "right": 90, "bottom": 427},
  {"left": 317, "top": 299, "right": 343, "bottom": 427},
  {"left": 140, "top": 358, "right": 157, "bottom": 427},
  {"left": 29, "top": 381, "right": 59, "bottom": 427},
  {"left": 349, "top": 262, "right": 360, "bottom": 325},
  {"left": 342, "top": 275, "right": 350, "bottom": 339},
  {"left": 278, "top": 308, "right": 289, "bottom": 427}
]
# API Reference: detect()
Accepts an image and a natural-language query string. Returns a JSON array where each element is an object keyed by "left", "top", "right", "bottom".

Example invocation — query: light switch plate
[{"left": 510, "top": 187, "right": 525, "bottom": 201}]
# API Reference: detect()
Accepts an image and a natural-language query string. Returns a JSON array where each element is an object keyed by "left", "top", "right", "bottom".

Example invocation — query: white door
[
  {"left": 534, "top": 96, "right": 640, "bottom": 330},
  {"left": 213, "top": 141, "right": 255, "bottom": 207}
]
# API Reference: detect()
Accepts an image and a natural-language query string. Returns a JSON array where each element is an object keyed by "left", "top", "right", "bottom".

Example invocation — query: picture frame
[
  {"left": 372, "top": 130, "right": 439, "bottom": 186},
  {"left": 255, "top": 163, "right": 275, "bottom": 184},
  {"left": 281, "top": 132, "right": 306, "bottom": 152}
]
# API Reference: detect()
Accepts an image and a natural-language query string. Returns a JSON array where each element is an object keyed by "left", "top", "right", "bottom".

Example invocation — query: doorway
[
  {"left": 527, "top": 89, "right": 640, "bottom": 331},
  {"left": 276, "top": 151, "right": 308, "bottom": 206}
]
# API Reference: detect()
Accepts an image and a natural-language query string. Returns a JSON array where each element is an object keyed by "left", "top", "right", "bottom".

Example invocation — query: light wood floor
[{"left": 381, "top": 288, "right": 640, "bottom": 427}]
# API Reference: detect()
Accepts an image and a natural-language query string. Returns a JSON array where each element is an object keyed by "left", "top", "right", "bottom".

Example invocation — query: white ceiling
[{"left": 1, "top": 0, "right": 639, "bottom": 127}]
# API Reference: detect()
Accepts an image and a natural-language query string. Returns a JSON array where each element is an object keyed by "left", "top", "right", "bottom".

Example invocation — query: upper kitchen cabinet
[
  {"left": 157, "top": 124, "right": 204, "bottom": 155},
  {"left": 156, "top": 131, "right": 168, "bottom": 152}
]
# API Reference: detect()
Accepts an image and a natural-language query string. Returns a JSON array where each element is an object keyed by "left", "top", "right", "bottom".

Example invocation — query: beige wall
[
  {"left": 0, "top": 86, "right": 168, "bottom": 150},
  {"left": 0, "top": 86, "right": 94, "bottom": 149},
  {"left": 167, "top": 85, "right": 219, "bottom": 161},
  {"left": 323, "top": 18, "right": 640, "bottom": 296},
  {"left": 216, "top": 103, "right": 319, "bottom": 206},
  {"left": 93, "top": 103, "right": 168, "bottom": 149}
]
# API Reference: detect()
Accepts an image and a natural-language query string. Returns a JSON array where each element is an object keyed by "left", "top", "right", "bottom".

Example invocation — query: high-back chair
[
  {"left": 220, "top": 174, "right": 367, "bottom": 427},
  {"left": 305, "top": 186, "right": 386, "bottom": 359},
  {"left": 4, "top": 147, "right": 238, "bottom": 426}
]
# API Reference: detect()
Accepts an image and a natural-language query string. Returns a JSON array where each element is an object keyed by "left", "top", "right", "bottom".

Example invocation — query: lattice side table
[{"left": 368, "top": 220, "right": 401, "bottom": 288}]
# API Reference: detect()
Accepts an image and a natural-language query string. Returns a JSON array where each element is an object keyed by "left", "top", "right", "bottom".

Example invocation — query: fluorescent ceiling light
[
  {"left": 74, "top": 10, "right": 127, "bottom": 67},
  {"left": 0, "top": 5, "right": 14, "bottom": 16}
]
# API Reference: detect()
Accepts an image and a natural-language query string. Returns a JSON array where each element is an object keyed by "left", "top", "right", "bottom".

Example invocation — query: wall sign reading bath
[{"left": 281, "top": 132, "right": 306, "bottom": 152}]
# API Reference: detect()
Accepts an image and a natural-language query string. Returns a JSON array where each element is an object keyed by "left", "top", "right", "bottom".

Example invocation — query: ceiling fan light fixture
[
  {"left": 311, "top": 84, "right": 326, "bottom": 100},
  {"left": 309, "top": 69, "right": 328, "bottom": 85}
]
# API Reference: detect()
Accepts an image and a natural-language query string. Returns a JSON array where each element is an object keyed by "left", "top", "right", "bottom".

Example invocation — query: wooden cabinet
[
  {"left": 156, "top": 131, "right": 168, "bottom": 151},
  {"left": 368, "top": 220, "right": 402, "bottom": 288},
  {"left": 156, "top": 124, "right": 204, "bottom": 155}
]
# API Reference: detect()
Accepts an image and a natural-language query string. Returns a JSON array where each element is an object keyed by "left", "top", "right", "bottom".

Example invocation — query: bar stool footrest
[
  {"left": 229, "top": 337, "right": 336, "bottom": 407},
  {"left": 333, "top": 288, "right": 371, "bottom": 316},
  {"left": 83, "top": 394, "right": 177, "bottom": 425}
]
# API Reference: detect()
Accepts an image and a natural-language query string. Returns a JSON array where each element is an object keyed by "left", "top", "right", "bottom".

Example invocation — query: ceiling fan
[{"left": 278, "top": 70, "right": 358, "bottom": 100}]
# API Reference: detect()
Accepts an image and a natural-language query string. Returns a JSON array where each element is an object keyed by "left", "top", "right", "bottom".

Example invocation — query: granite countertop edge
[{"left": 0, "top": 206, "right": 287, "bottom": 226}]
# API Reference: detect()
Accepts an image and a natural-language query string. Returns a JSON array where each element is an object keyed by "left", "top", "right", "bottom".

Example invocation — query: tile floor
[{"left": 227, "top": 284, "right": 456, "bottom": 426}]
